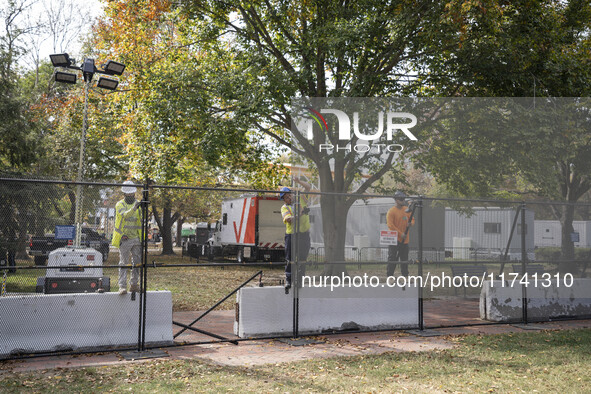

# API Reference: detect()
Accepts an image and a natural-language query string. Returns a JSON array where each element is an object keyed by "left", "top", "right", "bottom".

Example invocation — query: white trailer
[
  {"left": 534, "top": 220, "right": 591, "bottom": 248},
  {"left": 308, "top": 198, "right": 445, "bottom": 262},
  {"left": 534, "top": 220, "right": 562, "bottom": 248},
  {"left": 190, "top": 195, "right": 286, "bottom": 262},
  {"left": 444, "top": 207, "right": 535, "bottom": 260}
]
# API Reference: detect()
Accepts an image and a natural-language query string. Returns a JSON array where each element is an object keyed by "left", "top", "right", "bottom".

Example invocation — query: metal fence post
[
  {"left": 137, "top": 178, "right": 150, "bottom": 351},
  {"left": 292, "top": 190, "right": 300, "bottom": 338},
  {"left": 521, "top": 201, "right": 528, "bottom": 325},
  {"left": 499, "top": 205, "right": 522, "bottom": 275},
  {"left": 417, "top": 196, "right": 424, "bottom": 331}
]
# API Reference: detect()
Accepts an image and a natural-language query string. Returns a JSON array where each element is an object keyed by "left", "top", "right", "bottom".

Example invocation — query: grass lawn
[
  {"left": 1, "top": 328, "right": 590, "bottom": 393},
  {"left": 143, "top": 254, "right": 286, "bottom": 311},
  {"left": 1, "top": 252, "right": 575, "bottom": 309},
  {"left": 3, "top": 252, "right": 286, "bottom": 311}
]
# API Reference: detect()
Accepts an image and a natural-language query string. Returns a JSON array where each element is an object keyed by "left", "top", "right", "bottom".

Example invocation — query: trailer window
[{"left": 484, "top": 222, "right": 501, "bottom": 234}]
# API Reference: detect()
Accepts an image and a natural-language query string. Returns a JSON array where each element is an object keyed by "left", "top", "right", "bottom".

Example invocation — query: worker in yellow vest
[
  {"left": 112, "top": 181, "right": 142, "bottom": 295},
  {"left": 280, "top": 177, "right": 312, "bottom": 293}
]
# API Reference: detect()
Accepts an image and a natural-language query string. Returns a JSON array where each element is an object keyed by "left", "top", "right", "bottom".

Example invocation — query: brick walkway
[{"left": 2, "top": 296, "right": 590, "bottom": 374}]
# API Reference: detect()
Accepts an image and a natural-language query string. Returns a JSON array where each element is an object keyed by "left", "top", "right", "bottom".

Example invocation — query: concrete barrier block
[
  {"left": 235, "top": 285, "right": 419, "bottom": 338},
  {"left": 0, "top": 291, "right": 173, "bottom": 356},
  {"left": 480, "top": 279, "right": 591, "bottom": 322}
]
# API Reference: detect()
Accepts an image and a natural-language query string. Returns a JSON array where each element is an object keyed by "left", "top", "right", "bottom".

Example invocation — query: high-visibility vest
[
  {"left": 111, "top": 199, "right": 142, "bottom": 247},
  {"left": 281, "top": 200, "right": 310, "bottom": 234}
]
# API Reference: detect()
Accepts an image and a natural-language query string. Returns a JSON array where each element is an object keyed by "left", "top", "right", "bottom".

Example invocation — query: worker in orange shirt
[{"left": 386, "top": 191, "right": 414, "bottom": 277}]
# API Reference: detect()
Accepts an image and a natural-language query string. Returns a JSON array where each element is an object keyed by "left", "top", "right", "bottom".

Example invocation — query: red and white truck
[{"left": 188, "top": 195, "right": 286, "bottom": 263}]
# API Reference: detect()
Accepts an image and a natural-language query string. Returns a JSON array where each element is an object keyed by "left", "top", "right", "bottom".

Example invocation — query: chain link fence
[{"left": 1, "top": 177, "right": 591, "bottom": 360}]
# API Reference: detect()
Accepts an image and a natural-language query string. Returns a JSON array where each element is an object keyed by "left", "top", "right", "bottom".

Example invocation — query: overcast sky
[{"left": 11, "top": 0, "right": 104, "bottom": 69}]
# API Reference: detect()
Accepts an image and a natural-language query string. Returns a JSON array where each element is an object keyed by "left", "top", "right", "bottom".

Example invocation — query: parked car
[{"left": 29, "top": 227, "right": 110, "bottom": 266}]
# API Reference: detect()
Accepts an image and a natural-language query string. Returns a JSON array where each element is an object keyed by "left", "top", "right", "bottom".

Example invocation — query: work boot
[
  {"left": 118, "top": 288, "right": 127, "bottom": 295},
  {"left": 129, "top": 284, "right": 140, "bottom": 293},
  {"left": 284, "top": 282, "right": 291, "bottom": 294}
]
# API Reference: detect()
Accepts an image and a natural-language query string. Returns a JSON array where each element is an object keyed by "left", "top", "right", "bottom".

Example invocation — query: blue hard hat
[{"left": 279, "top": 187, "right": 291, "bottom": 200}]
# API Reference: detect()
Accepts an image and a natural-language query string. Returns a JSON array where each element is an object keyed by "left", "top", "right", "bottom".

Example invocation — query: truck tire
[
  {"left": 187, "top": 243, "right": 199, "bottom": 258},
  {"left": 8, "top": 251, "right": 16, "bottom": 273},
  {"left": 34, "top": 256, "right": 47, "bottom": 266},
  {"left": 36, "top": 277, "right": 45, "bottom": 293}
]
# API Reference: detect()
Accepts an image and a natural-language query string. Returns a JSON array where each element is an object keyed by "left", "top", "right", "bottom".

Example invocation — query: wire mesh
[{"left": 2, "top": 177, "right": 591, "bottom": 359}]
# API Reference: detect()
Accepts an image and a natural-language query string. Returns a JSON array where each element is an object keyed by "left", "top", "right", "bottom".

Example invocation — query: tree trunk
[
  {"left": 320, "top": 193, "right": 351, "bottom": 276},
  {"left": 176, "top": 217, "right": 185, "bottom": 247},
  {"left": 161, "top": 205, "right": 175, "bottom": 254},
  {"left": 152, "top": 200, "right": 179, "bottom": 255},
  {"left": 14, "top": 212, "right": 29, "bottom": 259}
]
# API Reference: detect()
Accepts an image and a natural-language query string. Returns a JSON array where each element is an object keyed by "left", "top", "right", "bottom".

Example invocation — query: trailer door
[
  {"left": 257, "top": 198, "right": 285, "bottom": 248},
  {"left": 220, "top": 197, "right": 257, "bottom": 246}
]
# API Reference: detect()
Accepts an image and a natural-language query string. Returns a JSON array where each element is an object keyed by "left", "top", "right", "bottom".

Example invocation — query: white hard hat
[{"left": 121, "top": 180, "right": 137, "bottom": 194}]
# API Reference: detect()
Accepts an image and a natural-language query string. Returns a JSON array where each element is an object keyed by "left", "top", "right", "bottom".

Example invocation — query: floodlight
[
  {"left": 54, "top": 71, "right": 77, "bottom": 84},
  {"left": 50, "top": 53, "right": 71, "bottom": 67},
  {"left": 103, "top": 60, "right": 125, "bottom": 76},
  {"left": 97, "top": 76, "right": 119, "bottom": 90},
  {"left": 82, "top": 59, "right": 96, "bottom": 82}
]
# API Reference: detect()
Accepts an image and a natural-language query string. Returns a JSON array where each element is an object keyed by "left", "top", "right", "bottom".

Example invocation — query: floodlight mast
[{"left": 50, "top": 53, "right": 125, "bottom": 247}]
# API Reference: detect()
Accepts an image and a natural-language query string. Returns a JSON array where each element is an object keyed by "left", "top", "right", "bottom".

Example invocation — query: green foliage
[
  {"left": 89, "top": 0, "right": 288, "bottom": 253},
  {"left": 418, "top": 1, "right": 591, "bottom": 200},
  {"left": 0, "top": 56, "right": 40, "bottom": 171},
  {"left": 414, "top": 2, "right": 591, "bottom": 265},
  {"left": 174, "top": 0, "right": 480, "bottom": 267},
  {"left": 0, "top": 178, "right": 73, "bottom": 259},
  {"left": 536, "top": 247, "right": 591, "bottom": 262},
  {"left": 178, "top": 0, "right": 465, "bottom": 184}
]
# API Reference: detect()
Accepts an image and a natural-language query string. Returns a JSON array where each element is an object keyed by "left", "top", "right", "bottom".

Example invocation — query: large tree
[
  {"left": 0, "top": 0, "right": 40, "bottom": 171},
  {"left": 92, "top": 0, "right": 281, "bottom": 254},
  {"left": 178, "top": 0, "right": 470, "bottom": 270}
]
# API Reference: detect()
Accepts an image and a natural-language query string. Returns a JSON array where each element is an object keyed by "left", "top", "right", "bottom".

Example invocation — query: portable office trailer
[
  {"left": 534, "top": 220, "right": 591, "bottom": 248},
  {"left": 444, "top": 207, "right": 535, "bottom": 259},
  {"left": 534, "top": 220, "right": 562, "bottom": 248},
  {"left": 308, "top": 198, "right": 445, "bottom": 261}
]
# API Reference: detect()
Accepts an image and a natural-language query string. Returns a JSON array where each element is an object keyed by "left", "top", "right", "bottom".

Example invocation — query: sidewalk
[{"left": 1, "top": 318, "right": 589, "bottom": 374}]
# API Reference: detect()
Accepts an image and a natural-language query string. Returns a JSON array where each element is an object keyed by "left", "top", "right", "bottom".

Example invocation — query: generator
[{"left": 36, "top": 247, "right": 110, "bottom": 294}]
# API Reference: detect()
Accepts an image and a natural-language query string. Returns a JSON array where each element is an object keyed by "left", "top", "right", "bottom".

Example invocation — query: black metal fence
[{"left": 1, "top": 177, "right": 590, "bottom": 360}]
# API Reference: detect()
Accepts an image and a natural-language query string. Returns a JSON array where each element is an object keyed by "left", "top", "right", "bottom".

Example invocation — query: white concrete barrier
[
  {"left": 0, "top": 291, "right": 173, "bottom": 356},
  {"left": 234, "top": 286, "right": 419, "bottom": 338},
  {"left": 480, "top": 279, "right": 591, "bottom": 322}
]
